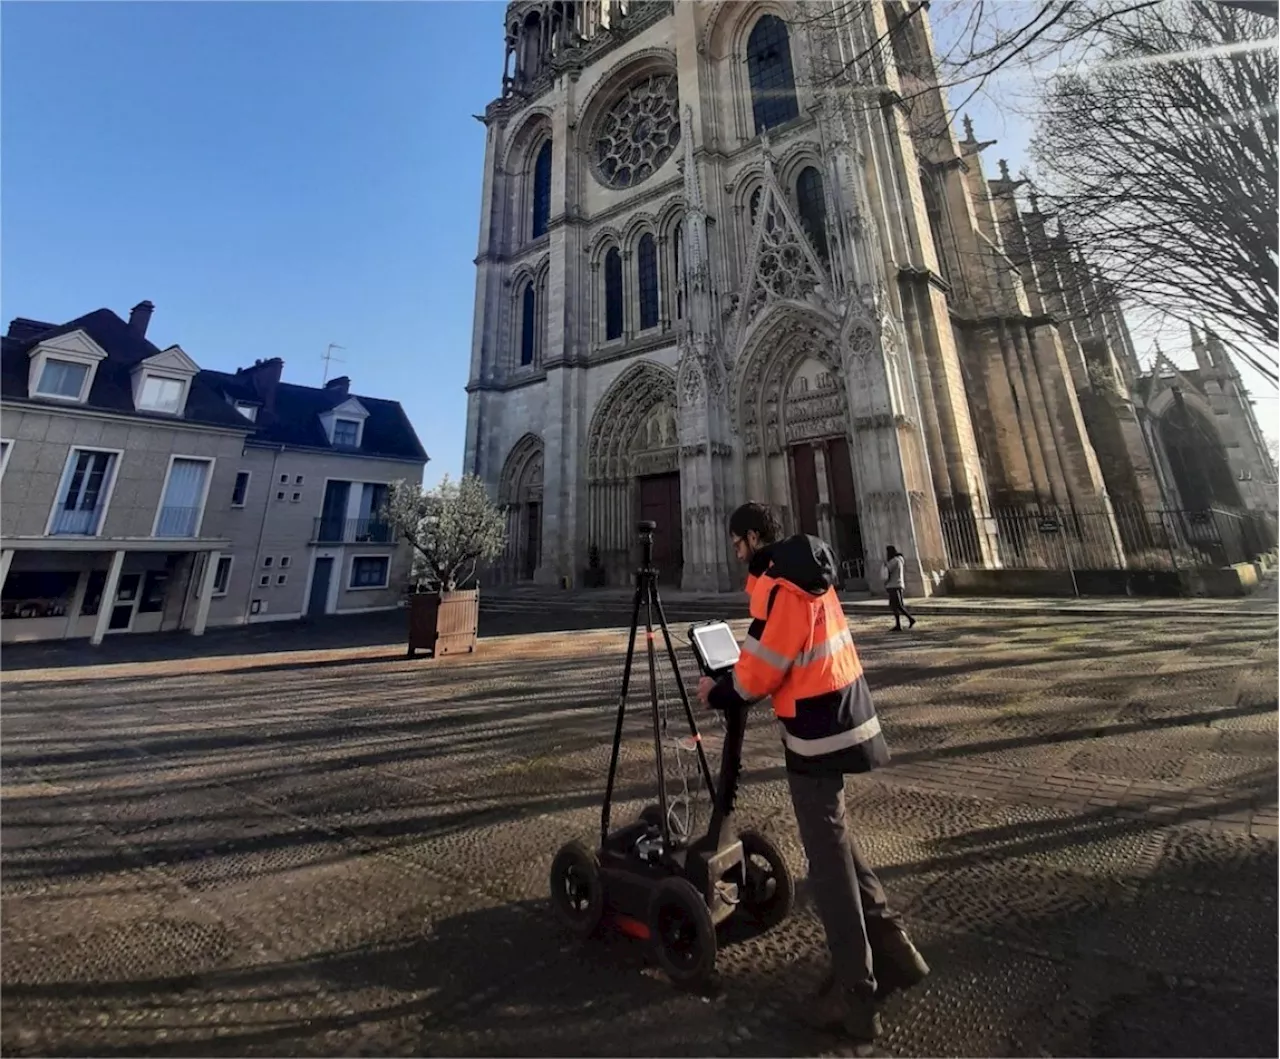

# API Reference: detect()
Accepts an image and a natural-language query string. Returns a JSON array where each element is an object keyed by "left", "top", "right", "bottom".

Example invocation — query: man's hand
[{"left": 697, "top": 676, "right": 717, "bottom": 707}]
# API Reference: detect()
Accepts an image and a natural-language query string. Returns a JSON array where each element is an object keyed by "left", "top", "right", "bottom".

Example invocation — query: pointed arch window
[
  {"left": 520, "top": 283, "right": 536, "bottom": 366},
  {"left": 673, "top": 221, "right": 685, "bottom": 321},
  {"left": 637, "top": 233, "right": 659, "bottom": 331},
  {"left": 531, "top": 141, "right": 552, "bottom": 240},
  {"left": 748, "top": 185, "right": 776, "bottom": 236},
  {"left": 795, "top": 166, "right": 829, "bottom": 265},
  {"left": 747, "top": 15, "right": 799, "bottom": 135},
  {"left": 604, "top": 247, "right": 623, "bottom": 341}
]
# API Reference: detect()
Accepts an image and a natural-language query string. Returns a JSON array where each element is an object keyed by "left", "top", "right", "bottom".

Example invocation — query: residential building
[
  {"left": 1, "top": 303, "right": 428, "bottom": 643},
  {"left": 200, "top": 360, "right": 427, "bottom": 626},
  {"left": 1, "top": 304, "right": 252, "bottom": 643}
]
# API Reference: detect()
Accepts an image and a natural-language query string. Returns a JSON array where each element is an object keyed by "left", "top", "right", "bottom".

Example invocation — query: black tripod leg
[
  {"left": 652, "top": 590, "right": 717, "bottom": 803},
  {"left": 601, "top": 577, "right": 645, "bottom": 848},
  {"left": 644, "top": 577, "right": 672, "bottom": 852}
]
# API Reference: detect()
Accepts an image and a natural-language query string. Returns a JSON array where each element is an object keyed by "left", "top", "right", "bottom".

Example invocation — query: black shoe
[
  {"left": 907, "top": 617, "right": 916, "bottom": 629},
  {"left": 868, "top": 922, "right": 930, "bottom": 1000},
  {"left": 798, "top": 983, "right": 882, "bottom": 1043}
]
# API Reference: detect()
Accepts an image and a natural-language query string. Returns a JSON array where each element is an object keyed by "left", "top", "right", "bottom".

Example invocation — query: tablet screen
[{"left": 691, "top": 622, "right": 741, "bottom": 674}]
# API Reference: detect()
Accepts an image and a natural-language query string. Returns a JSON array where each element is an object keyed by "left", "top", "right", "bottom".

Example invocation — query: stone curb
[
  {"left": 485, "top": 591, "right": 1270, "bottom": 620},
  {"left": 839, "top": 600, "right": 1264, "bottom": 621}
]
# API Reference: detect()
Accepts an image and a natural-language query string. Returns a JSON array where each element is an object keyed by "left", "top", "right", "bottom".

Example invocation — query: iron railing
[
  {"left": 939, "top": 503, "right": 1278, "bottom": 573},
  {"left": 153, "top": 505, "right": 204, "bottom": 538},
  {"left": 312, "top": 517, "right": 395, "bottom": 545},
  {"left": 49, "top": 505, "right": 105, "bottom": 536}
]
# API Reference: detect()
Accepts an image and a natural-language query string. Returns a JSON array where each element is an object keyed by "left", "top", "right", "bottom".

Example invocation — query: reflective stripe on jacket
[{"left": 708, "top": 534, "right": 890, "bottom": 776}]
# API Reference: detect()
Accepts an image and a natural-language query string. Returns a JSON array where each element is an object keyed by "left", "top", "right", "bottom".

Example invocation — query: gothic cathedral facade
[{"left": 464, "top": 0, "right": 1276, "bottom": 594}]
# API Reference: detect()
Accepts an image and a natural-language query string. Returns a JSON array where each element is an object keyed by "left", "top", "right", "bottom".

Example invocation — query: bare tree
[
  {"left": 1027, "top": 0, "right": 1278, "bottom": 382},
  {"left": 794, "top": 0, "right": 1274, "bottom": 119}
]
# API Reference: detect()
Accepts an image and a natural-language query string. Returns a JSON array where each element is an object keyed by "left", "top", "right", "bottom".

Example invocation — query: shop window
[{"left": 1, "top": 571, "right": 80, "bottom": 620}]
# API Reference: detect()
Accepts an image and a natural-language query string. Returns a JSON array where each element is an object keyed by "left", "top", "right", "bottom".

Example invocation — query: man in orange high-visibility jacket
[{"left": 697, "top": 502, "right": 929, "bottom": 1047}]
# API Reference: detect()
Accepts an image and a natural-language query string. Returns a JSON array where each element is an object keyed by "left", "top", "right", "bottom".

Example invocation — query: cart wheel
[
  {"left": 739, "top": 830, "right": 794, "bottom": 931},
  {"left": 649, "top": 877, "right": 717, "bottom": 985},
  {"left": 549, "top": 840, "right": 604, "bottom": 938}
]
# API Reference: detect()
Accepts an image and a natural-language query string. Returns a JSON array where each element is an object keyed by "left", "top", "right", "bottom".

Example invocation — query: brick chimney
[
  {"left": 236, "top": 357, "right": 284, "bottom": 414},
  {"left": 128, "top": 300, "right": 155, "bottom": 337},
  {"left": 324, "top": 375, "right": 350, "bottom": 396}
]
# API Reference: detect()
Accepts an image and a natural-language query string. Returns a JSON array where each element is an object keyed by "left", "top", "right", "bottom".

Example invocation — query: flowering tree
[{"left": 383, "top": 474, "right": 507, "bottom": 592}]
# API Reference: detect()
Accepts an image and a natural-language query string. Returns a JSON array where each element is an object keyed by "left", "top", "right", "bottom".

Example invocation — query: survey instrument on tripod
[{"left": 548, "top": 520, "right": 794, "bottom": 985}]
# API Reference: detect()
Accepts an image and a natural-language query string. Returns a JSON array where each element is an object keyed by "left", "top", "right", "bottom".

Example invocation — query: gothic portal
[{"left": 463, "top": 0, "right": 1277, "bottom": 593}]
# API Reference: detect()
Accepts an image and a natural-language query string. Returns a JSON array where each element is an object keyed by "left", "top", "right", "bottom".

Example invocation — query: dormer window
[
  {"left": 26, "top": 329, "right": 108, "bottom": 404},
  {"left": 138, "top": 375, "right": 185, "bottom": 414},
  {"left": 332, "top": 419, "right": 360, "bottom": 447},
  {"left": 319, "top": 396, "right": 370, "bottom": 449},
  {"left": 36, "top": 359, "right": 91, "bottom": 399},
  {"left": 129, "top": 345, "right": 198, "bottom": 417},
  {"left": 234, "top": 402, "right": 258, "bottom": 422}
]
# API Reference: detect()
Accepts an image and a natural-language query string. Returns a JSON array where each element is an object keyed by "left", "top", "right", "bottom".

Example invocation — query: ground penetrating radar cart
[{"left": 548, "top": 521, "right": 794, "bottom": 985}]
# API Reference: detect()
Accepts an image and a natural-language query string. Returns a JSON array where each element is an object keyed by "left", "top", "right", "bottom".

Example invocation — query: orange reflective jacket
[{"left": 708, "top": 535, "right": 890, "bottom": 775}]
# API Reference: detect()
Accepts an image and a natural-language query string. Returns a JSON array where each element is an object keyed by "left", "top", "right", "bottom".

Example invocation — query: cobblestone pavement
[{"left": 2, "top": 609, "right": 1277, "bottom": 1057}]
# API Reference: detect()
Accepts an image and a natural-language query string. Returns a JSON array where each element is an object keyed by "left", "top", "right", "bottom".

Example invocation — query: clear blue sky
[
  {"left": 2, "top": 0, "right": 500, "bottom": 481},
  {"left": 5, "top": 1, "right": 1272, "bottom": 471}
]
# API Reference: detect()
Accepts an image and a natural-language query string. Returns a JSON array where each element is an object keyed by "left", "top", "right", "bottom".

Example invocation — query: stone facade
[
  {"left": 464, "top": 0, "right": 1261, "bottom": 595},
  {"left": 1134, "top": 328, "right": 1278, "bottom": 518}
]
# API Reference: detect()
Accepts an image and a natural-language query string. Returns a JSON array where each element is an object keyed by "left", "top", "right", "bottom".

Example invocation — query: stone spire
[
  {"left": 678, "top": 105, "right": 713, "bottom": 337},
  {"left": 1204, "top": 327, "right": 1237, "bottom": 377},
  {"left": 1191, "top": 323, "right": 1213, "bottom": 373}
]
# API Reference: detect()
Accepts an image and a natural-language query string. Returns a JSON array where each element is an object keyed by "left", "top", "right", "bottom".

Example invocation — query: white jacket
[{"left": 882, "top": 554, "right": 905, "bottom": 590}]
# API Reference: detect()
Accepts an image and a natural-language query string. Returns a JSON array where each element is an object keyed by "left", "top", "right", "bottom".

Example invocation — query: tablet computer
[{"left": 689, "top": 621, "right": 741, "bottom": 677}]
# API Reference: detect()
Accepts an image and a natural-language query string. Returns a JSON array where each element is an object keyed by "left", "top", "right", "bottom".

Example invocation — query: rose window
[{"left": 594, "top": 73, "right": 681, "bottom": 189}]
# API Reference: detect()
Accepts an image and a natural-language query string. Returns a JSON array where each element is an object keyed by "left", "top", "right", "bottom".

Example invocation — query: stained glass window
[
  {"left": 747, "top": 16, "right": 799, "bottom": 134},
  {"left": 637, "top": 233, "right": 659, "bottom": 330},
  {"left": 605, "top": 248, "right": 623, "bottom": 340},
  {"left": 796, "top": 166, "right": 830, "bottom": 264},
  {"left": 532, "top": 141, "right": 552, "bottom": 239},
  {"left": 521, "top": 283, "right": 536, "bottom": 365},
  {"left": 594, "top": 74, "right": 680, "bottom": 189}
]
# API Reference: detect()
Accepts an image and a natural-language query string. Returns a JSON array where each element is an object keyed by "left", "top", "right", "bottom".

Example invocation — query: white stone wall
[{"left": 464, "top": 0, "right": 1148, "bottom": 595}]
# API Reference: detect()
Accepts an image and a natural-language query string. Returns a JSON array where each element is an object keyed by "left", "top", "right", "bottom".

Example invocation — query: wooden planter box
[{"left": 407, "top": 588, "right": 478, "bottom": 658}]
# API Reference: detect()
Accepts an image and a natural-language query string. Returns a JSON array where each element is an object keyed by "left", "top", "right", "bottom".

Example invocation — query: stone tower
[{"left": 465, "top": 0, "right": 1134, "bottom": 594}]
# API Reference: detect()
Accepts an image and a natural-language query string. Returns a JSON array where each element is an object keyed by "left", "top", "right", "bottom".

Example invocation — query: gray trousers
[{"left": 787, "top": 769, "right": 900, "bottom": 997}]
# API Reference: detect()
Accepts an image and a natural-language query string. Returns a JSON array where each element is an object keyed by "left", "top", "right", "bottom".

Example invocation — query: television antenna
[{"left": 321, "top": 343, "right": 346, "bottom": 383}]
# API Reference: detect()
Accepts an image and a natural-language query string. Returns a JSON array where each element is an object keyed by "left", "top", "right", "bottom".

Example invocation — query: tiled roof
[
  {"left": 1, "top": 309, "right": 251, "bottom": 431},
  {"left": 201, "top": 370, "right": 429, "bottom": 463},
  {"left": 3, "top": 308, "right": 428, "bottom": 465}
]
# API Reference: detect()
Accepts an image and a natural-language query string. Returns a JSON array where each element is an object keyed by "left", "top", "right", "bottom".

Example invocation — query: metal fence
[{"left": 939, "top": 503, "right": 1278, "bottom": 573}]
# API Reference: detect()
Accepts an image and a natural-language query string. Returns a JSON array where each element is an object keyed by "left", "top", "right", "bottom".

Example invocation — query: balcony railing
[
  {"left": 49, "top": 505, "right": 105, "bottom": 536},
  {"left": 312, "top": 517, "right": 395, "bottom": 545},
  {"left": 153, "top": 505, "right": 204, "bottom": 538}
]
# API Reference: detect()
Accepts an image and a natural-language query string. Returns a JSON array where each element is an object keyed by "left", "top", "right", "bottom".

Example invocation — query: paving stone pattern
[{"left": 2, "top": 608, "right": 1277, "bottom": 1057}]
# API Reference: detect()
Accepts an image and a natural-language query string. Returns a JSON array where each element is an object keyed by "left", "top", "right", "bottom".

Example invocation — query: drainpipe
[{"left": 241, "top": 444, "right": 285, "bottom": 626}]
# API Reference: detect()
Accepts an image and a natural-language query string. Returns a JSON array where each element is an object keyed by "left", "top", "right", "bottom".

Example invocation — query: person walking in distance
[
  {"left": 696, "top": 503, "right": 929, "bottom": 1047},
  {"left": 882, "top": 545, "right": 916, "bottom": 632}
]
